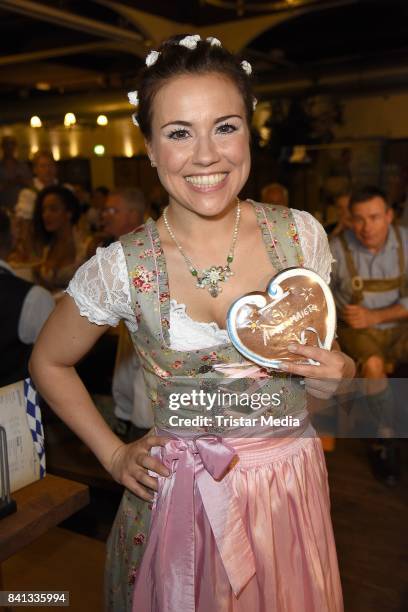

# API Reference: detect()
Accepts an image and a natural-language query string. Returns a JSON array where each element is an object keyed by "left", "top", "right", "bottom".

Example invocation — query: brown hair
[
  {"left": 349, "top": 185, "right": 389, "bottom": 210},
  {"left": 133, "top": 35, "right": 255, "bottom": 141},
  {"left": 33, "top": 185, "right": 81, "bottom": 243}
]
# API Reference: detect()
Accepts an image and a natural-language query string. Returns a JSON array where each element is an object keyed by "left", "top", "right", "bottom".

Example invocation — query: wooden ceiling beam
[
  {"left": 0, "top": 0, "right": 147, "bottom": 54},
  {"left": 0, "top": 41, "right": 141, "bottom": 66}
]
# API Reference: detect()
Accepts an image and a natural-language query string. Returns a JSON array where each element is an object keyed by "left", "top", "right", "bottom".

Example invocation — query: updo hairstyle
[{"left": 134, "top": 35, "right": 255, "bottom": 141}]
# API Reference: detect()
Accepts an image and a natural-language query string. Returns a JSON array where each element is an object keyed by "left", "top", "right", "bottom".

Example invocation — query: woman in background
[{"left": 33, "top": 185, "right": 89, "bottom": 292}]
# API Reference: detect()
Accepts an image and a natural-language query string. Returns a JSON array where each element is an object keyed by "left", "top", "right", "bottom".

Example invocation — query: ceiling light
[
  {"left": 64, "top": 112, "right": 76, "bottom": 127},
  {"left": 97, "top": 114, "right": 108, "bottom": 126},
  {"left": 94, "top": 144, "right": 105, "bottom": 156},
  {"left": 30, "top": 115, "right": 42, "bottom": 128}
]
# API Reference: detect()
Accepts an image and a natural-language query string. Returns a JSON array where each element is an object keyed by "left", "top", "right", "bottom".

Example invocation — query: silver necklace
[{"left": 163, "top": 199, "right": 241, "bottom": 298}]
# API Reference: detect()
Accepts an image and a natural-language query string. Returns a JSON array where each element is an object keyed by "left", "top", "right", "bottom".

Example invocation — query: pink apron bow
[
  {"left": 132, "top": 433, "right": 256, "bottom": 612},
  {"left": 213, "top": 360, "right": 268, "bottom": 379}
]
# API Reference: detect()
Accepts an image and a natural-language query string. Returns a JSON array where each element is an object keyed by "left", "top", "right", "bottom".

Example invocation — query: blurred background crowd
[{"left": 1, "top": 1, "right": 408, "bottom": 610}]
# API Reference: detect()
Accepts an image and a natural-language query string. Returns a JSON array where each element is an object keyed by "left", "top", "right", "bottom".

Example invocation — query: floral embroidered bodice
[
  {"left": 67, "top": 202, "right": 334, "bottom": 432},
  {"left": 67, "top": 207, "right": 332, "bottom": 340}
]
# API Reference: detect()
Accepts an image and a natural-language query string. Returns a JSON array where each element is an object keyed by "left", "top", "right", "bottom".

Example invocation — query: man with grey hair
[
  {"left": 102, "top": 187, "right": 146, "bottom": 240},
  {"left": 261, "top": 182, "right": 289, "bottom": 207}
]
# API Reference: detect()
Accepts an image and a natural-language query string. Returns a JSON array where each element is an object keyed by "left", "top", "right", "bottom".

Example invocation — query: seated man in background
[
  {"left": 0, "top": 209, "right": 54, "bottom": 387},
  {"left": 87, "top": 187, "right": 146, "bottom": 255},
  {"left": 260, "top": 182, "right": 289, "bottom": 207},
  {"left": 330, "top": 185, "right": 408, "bottom": 485},
  {"left": 103, "top": 187, "right": 146, "bottom": 242}
]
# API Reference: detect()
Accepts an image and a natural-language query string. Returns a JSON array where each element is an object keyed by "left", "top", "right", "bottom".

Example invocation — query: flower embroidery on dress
[
  {"left": 200, "top": 351, "right": 218, "bottom": 362},
  {"left": 133, "top": 238, "right": 145, "bottom": 247},
  {"left": 161, "top": 317, "right": 170, "bottom": 329},
  {"left": 128, "top": 566, "right": 138, "bottom": 585},
  {"left": 139, "top": 247, "right": 162, "bottom": 259},
  {"left": 130, "top": 265, "right": 156, "bottom": 292},
  {"left": 133, "top": 532, "right": 145, "bottom": 546},
  {"left": 152, "top": 364, "right": 171, "bottom": 378},
  {"left": 288, "top": 222, "right": 300, "bottom": 243}
]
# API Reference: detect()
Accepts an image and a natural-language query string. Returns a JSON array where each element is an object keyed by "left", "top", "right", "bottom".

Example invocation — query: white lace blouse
[{"left": 66, "top": 209, "right": 334, "bottom": 351}]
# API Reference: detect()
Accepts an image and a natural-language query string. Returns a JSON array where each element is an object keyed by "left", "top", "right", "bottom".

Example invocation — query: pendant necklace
[{"left": 163, "top": 199, "right": 241, "bottom": 298}]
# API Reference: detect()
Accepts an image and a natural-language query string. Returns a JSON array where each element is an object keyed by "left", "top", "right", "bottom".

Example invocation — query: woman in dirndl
[{"left": 30, "top": 34, "right": 355, "bottom": 612}]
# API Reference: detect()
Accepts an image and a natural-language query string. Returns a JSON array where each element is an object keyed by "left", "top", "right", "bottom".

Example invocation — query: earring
[{"left": 150, "top": 160, "right": 156, "bottom": 167}]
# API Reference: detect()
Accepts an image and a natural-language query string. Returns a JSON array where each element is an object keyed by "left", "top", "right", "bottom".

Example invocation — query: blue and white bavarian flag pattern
[{"left": 24, "top": 378, "right": 46, "bottom": 479}]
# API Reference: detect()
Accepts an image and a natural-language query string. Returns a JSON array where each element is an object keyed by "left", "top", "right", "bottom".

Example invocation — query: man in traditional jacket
[{"left": 330, "top": 185, "right": 408, "bottom": 485}]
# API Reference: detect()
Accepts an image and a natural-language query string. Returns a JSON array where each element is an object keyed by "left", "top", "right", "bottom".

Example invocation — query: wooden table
[
  {"left": 0, "top": 474, "right": 89, "bottom": 563},
  {"left": 0, "top": 475, "right": 89, "bottom": 610}
]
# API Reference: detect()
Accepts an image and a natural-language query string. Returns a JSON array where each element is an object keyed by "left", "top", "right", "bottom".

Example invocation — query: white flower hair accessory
[
  {"left": 179, "top": 34, "right": 201, "bottom": 49},
  {"left": 206, "top": 36, "right": 222, "bottom": 47},
  {"left": 146, "top": 50, "right": 160, "bottom": 67},
  {"left": 241, "top": 60, "right": 252, "bottom": 75},
  {"left": 127, "top": 90, "right": 139, "bottom": 106}
]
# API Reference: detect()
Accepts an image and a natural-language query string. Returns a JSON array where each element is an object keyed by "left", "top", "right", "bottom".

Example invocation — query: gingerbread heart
[{"left": 226, "top": 267, "right": 336, "bottom": 369}]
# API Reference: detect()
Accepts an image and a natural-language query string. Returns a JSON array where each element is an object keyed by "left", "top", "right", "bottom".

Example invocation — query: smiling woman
[
  {"left": 147, "top": 73, "right": 250, "bottom": 220},
  {"left": 29, "top": 34, "right": 354, "bottom": 612}
]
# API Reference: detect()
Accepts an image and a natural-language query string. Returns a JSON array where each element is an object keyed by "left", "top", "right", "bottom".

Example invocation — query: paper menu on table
[{"left": 0, "top": 380, "right": 41, "bottom": 493}]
